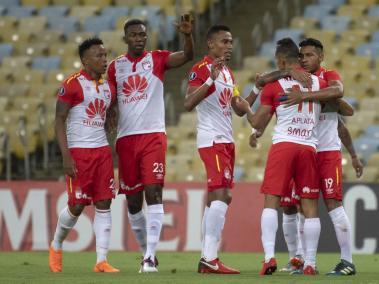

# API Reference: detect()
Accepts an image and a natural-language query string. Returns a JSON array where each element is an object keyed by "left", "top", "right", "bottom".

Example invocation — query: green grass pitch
[{"left": 0, "top": 252, "right": 378, "bottom": 283}]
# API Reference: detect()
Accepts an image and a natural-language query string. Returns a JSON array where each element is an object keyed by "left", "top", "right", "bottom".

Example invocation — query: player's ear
[
  {"left": 207, "top": 39, "right": 213, "bottom": 50},
  {"left": 319, "top": 52, "right": 324, "bottom": 63}
]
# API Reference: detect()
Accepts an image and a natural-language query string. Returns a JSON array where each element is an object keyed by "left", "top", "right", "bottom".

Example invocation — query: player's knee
[
  {"left": 145, "top": 184, "right": 163, "bottom": 205},
  {"left": 68, "top": 204, "right": 85, "bottom": 217},
  {"left": 95, "top": 199, "right": 112, "bottom": 210},
  {"left": 325, "top": 199, "right": 341, "bottom": 212}
]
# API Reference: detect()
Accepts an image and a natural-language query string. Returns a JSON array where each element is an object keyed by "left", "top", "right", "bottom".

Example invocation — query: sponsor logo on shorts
[
  {"left": 326, "top": 187, "right": 334, "bottom": 195},
  {"left": 122, "top": 75, "right": 148, "bottom": 104},
  {"left": 219, "top": 88, "right": 232, "bottom": 117},
  {"left": 75, "top": 188, "right": 91, "bottom": 200},
  {"left": 302, "top": 186, "right": 319, "bottom": 194},
  {"left": 156, "top": 173, "right": 164, "bottom": 180}
]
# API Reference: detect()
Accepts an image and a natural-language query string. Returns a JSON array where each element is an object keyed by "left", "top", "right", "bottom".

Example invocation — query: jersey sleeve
[
  {"left": 187, "top": 62, "right": 216, "bottom": 97},
  {"left": 109, "top": 82, "right": 117, "bottom": 105},
  {"left": 56, "top": 77, "right": 82, "bottom": 107},
  {"left": 261, "top": 82, "right": 281, "bottom": 113},
  {"left": 152, "top": 50, "right": 172, "bottom": 77},
  {"left": 318, "top": 77, "right": 328, "bottom": 89},
  {"left": 324, "top": 70, "right": 341, "bottom": 82},
  {"left": 107, "top": 60, "right": 117, "bottom": 89}
]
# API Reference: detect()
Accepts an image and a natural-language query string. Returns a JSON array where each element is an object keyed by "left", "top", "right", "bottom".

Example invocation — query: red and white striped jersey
[
  {"left": 107, "top": 50, "right": 171, "bottom": 139},
  {"left": 188, "top": 56, "right": 235, "bottom": 148},
  {"left": 261, "top": 74, "right": 327, "bottom": 148},
  {"left": 57, "top": 69, "right": 116, "bottom": 148}
]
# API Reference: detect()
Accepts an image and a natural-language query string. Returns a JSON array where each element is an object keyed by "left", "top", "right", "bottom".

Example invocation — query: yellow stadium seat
[
  {"left": 338, "top": 69, "right": 360, "bottom": 83},
  {"left": 1, "top": 30, "right": 35, "bottom": 44},
  {"left": 367, "top": 153, "right": 379, "bottom": 167},
  {"left": 233, "top": 70, "right": 253, "bottom": 91},
  {"left": 350, "top": 0, "right": 376, "bottom": 5},
  {"left": 21, "top": 0, "right": 49, "bottom": 8},
  {"left": 35, "top": 31, "right": 65, "bottom": 45},
  {"left": 0, "top": 69, "right": 12, "bottom": 84},
  {"left": 327, "top": 42, "right": 354, "bottom": 61},
  {"left": 343, "top": 82, "right": 372, "bottom": 101},
  {"left": 49, "top": 43, "right": 78, "bottom": 57},
  {"left": 339, "top": 30, "right": 370, "bottom": 47},
  {"left": 341, "top": 55, "right": 372, "bottom": 69},
  {"left": 179, "top": 112, "right": 197, "bottom": 125},
  {"left": 0, "top": 16, "right": 17, "bottom": 33},
  {"left": 66, "top": 32, "right": 96, "bottom": 44},
  {"left": 115, "top": 16, "right": 129, "bottom": 30},
  {"left": 12, "top": 69, "right": 45, "bottom": 85},
  {"left": 114, "top": 0, "right": 142, "bottom": 6},
  {"left": 146, "top": 0, "right": 173, "bottom": 6},
  {"left": 29, "top": 84, "right": 58, "bottom": 99},
  {"left": 346, "top": 110, "right": 378, "bottom": 128},
  {"left": 353, "top": 16, "right": 379, "bottom": 32},
  {"left": 14, "top": 42, "right": 49, "bottom": 57},
  {"left": 304, "top": 30, "right": 336, "bottom": 46},
  {"left": 69, "top": 6, "right": 100, "bottom": 22},
  {"left": 19, "top": 16, "right": 47, "bottom": 33},
  {"left": 12, "top": 97, "right": 44, "bottom": 113},
  {"left": 1, "top": 84, "right": 30, "bottom": 98},
  {"left": 0, "top": 97, "right": 10, "bottom": 111},
  {"left": 344, "top": 123, "right": 362, "bottom": 139},
  {"left": 242, "top": 56, "right": 272, "bottom": 74},
  {"left": 51, "top": 0, "right": 81, "bottom": 6},
  {"left": 1, "top": 56, "right": 31, "bottom": 69},
  {"left": 108, "top": 42, "right": 127, "bottom": 58},
  {"left": 45, "top": 69, "right": 77, "bottom": 84},
  {"left": 61, "top": 56, "right": 82, "bottom": 70},
  {"left": 360, "top": 97, "right": 379, "bottom": 111},
  {"left": 290, "top": 16, "right": 318, "bottom": 31},
  {"left": 337, "top": 5, "right": 368, "bottom": 19},
  {"left": 99, "top": 30, "right": 125, "bottom": 44},
  {"left": 82, "top": 0, "right": 112, "bottom": 8}
]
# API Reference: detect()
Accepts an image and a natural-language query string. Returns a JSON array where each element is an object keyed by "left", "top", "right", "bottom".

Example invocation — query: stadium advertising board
[{"left": 0, "top": 182, "right": 378, "bottom": 253}]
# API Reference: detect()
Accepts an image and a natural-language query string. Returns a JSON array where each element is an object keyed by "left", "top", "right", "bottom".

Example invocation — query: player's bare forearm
[
  {"left": 304, "top": 85, "right": 343, "bottom": 102},
  {"left": 55, "top": 101, "right": 70, "bottom": 156},
  {"left": 184, "top": 85, "right": 209, "bottom": 111},
  {"left": 232, "top": 92, "right": 258, "bottom": 117},
  {"left": 337, "top": 98, "right": 354, "bottom": 116},
  {"left": 338, "top": 117, "right": 356, "bottom": 158},
  {"left": 256, "top": 70, "right": 289, "bottom": 88},
  {"left": 246, "top": 91, "right": 258, "bottom": 106},
  {"left": 167, "top": 36, "right": 194, "bottom": 68}
]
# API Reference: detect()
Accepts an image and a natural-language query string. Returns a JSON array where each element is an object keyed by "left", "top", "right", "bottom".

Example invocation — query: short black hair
[
  {"left": 206, "top": 24, "right": 231, "bottom": 40},
  {"left": 299, "top": 38, "right": 324, "bottom": 52},
  {"left": 124, "top": 18, "right": 146, "bottom": 34},
  {"left": 275, "top": 37, "right": 299, "bottom": 61},
  {"left": 78, "top": 37, "right": 103, "bottom": 59}
]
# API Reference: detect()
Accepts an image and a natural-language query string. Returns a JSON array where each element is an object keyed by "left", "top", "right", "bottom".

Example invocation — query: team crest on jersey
[
  {"left": 224, "top": 168, "right": 231, "bottom": 180},
  {"left": 189, "top": 72, "right": 197, "bottom": 81},
  {"left": 142, "top": 61, "right": 152, "bottom": 70},
  {"left": 84, "top": 98, "right": 107, "bottom": 128},
  {"left": 58, "top": 87, "right": 65, "bottom": 96},
  {"left": 122, "top": 74, "right": 148, "bottom": 104}
]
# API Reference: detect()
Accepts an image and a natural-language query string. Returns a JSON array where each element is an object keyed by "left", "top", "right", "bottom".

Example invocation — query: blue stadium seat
[
  {"left": 48, "top": 17, "right": 79, "bottom": 35},
  {"left": 259, "top": 41, "right": 276, "bottom": 57},
  {"left": 368, "top": 5, "right": 379, "bottom": 17},
  {"left": 363, "top": 125, "right": 379, "bottom": 140},
  {"left": 353, "top": 137, "right": 379, "bottom": 162},
  {"left": 321, "top": 16, "right": 351, "bottom": 33},
  {"left": 304, "top": 4, "right": 334, "bottom": 20},
  {"left": 356, "top": 43, "right": 379, "bottom": 58},
  {"left": 0, "top": 0, "right": 20, "bottom": 7},
  {"left": 274, "top": 28, "right": 303, "bottom": 44},
  {"left": 84, "top": 15, "right": 114, "bottom": 33},
  {"left": 32, "top": 56, "right": 61, "bottom": 71},
  {"left": 101, "top": 6, "right": 129, "bottom": 26},
  {"left": 39, "top": 6, "right": 69, "bottom": 19},
  {"left": 344, "top": 96, "right": 358, "bottom": 108},
  {"left": 0, "top": 43, "right": 13, "bottom": 63},
  {"left": 132, "top": 5, "right": 162, "bottom": 27},
  {"left": 165, "top": 15, "right": 176, "bottom": 42},
  {"left": 371, "top": 31, "right": 379, "bottom": 43},
  {"left": 0, "top": 6, "right": 5, "bottom": 15},
  {"left": 6, "top": 5, "right": 36, "bottom": 17},
  {"left": 318, "top": 0, "right": 345, "bottom": 9}
]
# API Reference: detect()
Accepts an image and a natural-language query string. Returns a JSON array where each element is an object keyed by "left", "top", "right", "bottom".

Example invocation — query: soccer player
[
  {"left": 49, "top": 38, "right": 119, "bottom": 273},
  {"left": 282, "top": 38, "right": 363, "bottom": 275},
  {"left": 184, "top": 24, "right": 241, "bottom": 274},
  {"left": 234, "top": 38, "right": 343, "bottom": 276},
  {"left": 107, "top": 16, "right": 194, "bottom": 273}
]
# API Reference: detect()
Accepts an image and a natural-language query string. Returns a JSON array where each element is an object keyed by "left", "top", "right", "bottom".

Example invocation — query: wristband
[
  {"left": 252, "top": 84, "right": 260, "bottom": 94},
  {"left": 205, "top": 77, "right": 214, "bottom": 86}
]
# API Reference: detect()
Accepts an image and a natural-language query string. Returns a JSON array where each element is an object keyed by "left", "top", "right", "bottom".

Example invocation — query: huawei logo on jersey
[
  {"left": 219, "top": 88, "right": 232, "bottom": 109},
  {"left": 122, "top": 75, "right": 148, "bottom": 97},
  {"left": 86, "top": 98, "right": 107, "bottom": 120},
  {"left": 83, "top": 98, "right": 107, "bottom": 128}
]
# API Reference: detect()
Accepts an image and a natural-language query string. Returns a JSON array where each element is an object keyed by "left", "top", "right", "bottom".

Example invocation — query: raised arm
[
  {"left": 337, "top": 117, "right": 363, "bottom": 178},
  {"left": 166, "top": 14, "right": 194, "bottom": 68},
  {"left": 55, "top": 100, "right": 77, "bottom": 178},
  {"left": 256, "top": 69, "right": 312, "bottom": 89}
]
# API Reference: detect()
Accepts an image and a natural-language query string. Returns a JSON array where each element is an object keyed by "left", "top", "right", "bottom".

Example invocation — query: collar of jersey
[
  {"left": 80, "top": 69, "right": 104, "bottom": 84},
  {"left": 203, "top": 55, "right": 214, "bottom": 63},
  {"left": 314, "top": 67, "right": 325, "bottom": 77},
  {"left": 125, "top": 51, "right": 148, "bottom": 62}
]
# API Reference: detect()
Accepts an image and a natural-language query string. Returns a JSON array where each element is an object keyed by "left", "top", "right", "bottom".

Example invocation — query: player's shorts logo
[
  {"left": 219, "top": 88, "right": 232, "bottom": 109},
  {"left": 122, "top": 75, "right": 148, "bottom": 98},
  {"left": 302, "top": 186, "right": 311, "bottom": 194},
  {"left": 86, "top": 98, "right": 107, "bottom": 121}
]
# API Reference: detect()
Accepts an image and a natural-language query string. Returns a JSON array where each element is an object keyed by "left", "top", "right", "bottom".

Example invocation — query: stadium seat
[
  {"left": 353, "top": 17, "right": 379, "bottom": 33},
  {"left": 370, "top": 31, "right": 379, "bottom": 43},
  {"left": 35, "top": 30, "right": 65, "bottom": 45},
  {"left": 0, "top": 6, "right": 5, "bottom": 15},
  {"left": 340, "top": 30, "right": 369, "bottom": 47},
  {"left": 363, "top": 124, "right": 379, "bottom": 139},
  {"left": 290, "top": 16, "right": 318, "bottom": 31},
  {"left": 353, "top": 137, "right": 379, "bottom": 162},
  {"left": 66, "top": 31, "right": 96, "bottom": 44},
  {"left": 318, "top": 0, "right": 346, "bottom": 9},
  {"left": 0, "top": 43, "right": 13, "bottom": 63},
  {"left": 49, "top": 43, "right": 78, "bottom": 57},
  {"left": 12, "top": 69, "right": 45, "bottom": 84},
  {"left": 60, "top": 56, "right": 82, "bottom": 70},
  {"left": 18, "top": 16, "right": 46, "bottom": 32},
  {"left": 51, "top": 0, "right": 81, "bottom": 6},
  {"left": 344, "top": 122, "right": 362, "bottom": 139},
  {"left": 368, "top": 5, "right": 379, "bottom": 17},
  {"left": 98, "top": 30, "right": 124, "bottom": 45},
  {"left": 6, "top": 6, "right": 36, "bottom": 17},
  {"left": 32, "top": 56, "right": 61, "bottom": 71},
  {"left": 356, "top": 43, "right": 379, "bottom": 59},
  {"left": 21, "top": 0, "right": 49, "bottom": 8},
  {"left": 28, "top": 83, "right": 58, "bottom": 99},
  {"left": 274, "top": 28, "right": 304, "bottom": 44},
  {"left": 69, "top": 6, "right": 100, "bottom": 22},
  {"left": 242, "top": 56, "right": 272, "bottom": 73},
  {"left": 304, "top": 4, "right": 334, "bottom": 20},
  {"left": 45, "top": 69, "right": 74, "bottom": 84},
  {"left": 82, "top": 0, "right": 112, "bottom": 8},
  {"left": 131, "top": 6, "right": 162, "bottom": 28},
  {"left": 1, "top": 29, "right": 35, "bottom": 44},
  {"left": 101, "top": 6, "right": 130, "bottom": 26},
  {"left": 0, "top": 83, "right": 29, "bottom": 97},
  {"left": 354, "top": 0, "right": 376, "bottom": 5},
  {"left": 321, "top": 16, "right": 351, "bottom": 33},
  {"left": 0, "top": 16, "right": 17, "bottom": 32},
  {"left": 47, "top": 17, "right": 80, "bottom": 35},
  {"left": 2, "top": 56, "right": 31, "bottom": 69},
  {"left": 367, "top": 152, "right": 379, "bottom": 167},
  {"left": 259, "top": 41, "right": 276, "bottom": 57},
  {"left": 84, "top": 15, "right": 114, "bottom": 33},
  {"left": 304, "top": 29, "right": 336, "bottom": 47},
  {"left": 0, "top": 0, "right": 20, "bottom": 7},
  {"left": 341, "top": 55, "right": 372, "bottom": 69},
  {"left": 114, "top": 0, "right": 142, "bottom": 6},
  {"left": 0, "top": 68, "right": 12, "bottom": 84},
  {"left": 0, "top": 97, "right": 9, "bottom": 111},
  {"left": 15, "top": 42, "right": 49, "bottom": 57},
  {"left": 337, "top": 5, "right": 368, "bottom": 19},
  {"left": 39, "top": 6, "right": 69, "bottom": 19}
]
